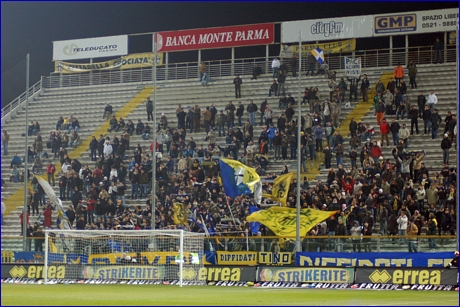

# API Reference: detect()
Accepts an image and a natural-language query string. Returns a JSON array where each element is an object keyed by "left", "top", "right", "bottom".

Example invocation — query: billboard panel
[
  {"left": 281, "top": 16, "right": 373, "bottom": 43},
  {"left": 374, "top": 8, "right": 459, "bottom": 35},
  {"left": 156, "top": 23, "right": 274, "bottom": 52},
  {"left": 53, "top": 35, "right": 128, "bottom": 61}
]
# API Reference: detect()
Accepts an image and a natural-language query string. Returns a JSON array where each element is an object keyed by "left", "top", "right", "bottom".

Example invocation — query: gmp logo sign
[{"left": 375, "top": 14, "right": 417, "bottom": 34}]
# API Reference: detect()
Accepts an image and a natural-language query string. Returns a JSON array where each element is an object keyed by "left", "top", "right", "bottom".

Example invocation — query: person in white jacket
[
  {"left": 427, "top": 90, "right": 437, "bottom": 111},
  {"left": 415, "top": 184, "right": 426, "bottom": 213},
  {"left": 397, "top": 211, "right": 408, "bottom": 244},
  {"left": 103, "top": 141, "right": 113, "bottom": 158},
  {"left": 271, "top": 58, "right": 280, "bottom": 79}
]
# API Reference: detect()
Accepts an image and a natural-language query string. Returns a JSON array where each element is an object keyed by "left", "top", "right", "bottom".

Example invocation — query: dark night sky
[{"left": 1, "top": 1, "right": 458, "bottom": 106}]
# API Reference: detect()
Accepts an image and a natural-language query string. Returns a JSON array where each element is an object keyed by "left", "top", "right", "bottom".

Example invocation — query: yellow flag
[
  {"left": 262, "top": 173, "right": 293, "bottom": 206},
  {"left": 246, "top": 207, "right": 338, "bottom": 237},
  {"left": 172, "top": 203, "right": 188, "bottom": 225}
]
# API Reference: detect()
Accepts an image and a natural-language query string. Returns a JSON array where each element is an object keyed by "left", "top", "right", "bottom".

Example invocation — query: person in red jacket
[
  {"left": 46, "top": 161, "right": 56, "bottom": 187},
  {"left": 379, "top": 119, "right": 390, "bottom": 146},
  {"left": 43, "top": 205, "right": 53, "bottom": 229},
  {"left": 19, "top": 210, "right": 30, "bottom": 235},
  {"left": 341, "top": 177, "right": 355, "bottom": 195},
  {"left": 369, "top": 140, "right": 382, "bottom": 165}
]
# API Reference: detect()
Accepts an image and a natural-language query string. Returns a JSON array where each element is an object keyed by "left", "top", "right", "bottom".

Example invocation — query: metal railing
[
  {"left": 1, "top": 79, "right": 42, "bottom": 119},
  {"left": 1, "top": 234, "right": 456, "bottom": 254},
  {"left": 2, "top": 44, "right": 457, "bottom": 120}
]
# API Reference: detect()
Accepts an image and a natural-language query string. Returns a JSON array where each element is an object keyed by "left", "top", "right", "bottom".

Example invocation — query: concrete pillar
[
  {"left": 265, "top": 45, "right": 269, "bottom": 76},
  {"left": 165, "top": 52, "right": 169, "bottom": 80},
  {"left": 231, "top": 47, "right": 235, "bottom": 76},
  {"left": 444, "top": 31, "right": 448, "bottom": 63},
  {"left": 389, "top": 36, "right": 393, "bottom": 66},
  {"left": 405, "top": 34, "right": 409, "bottom": 65}
]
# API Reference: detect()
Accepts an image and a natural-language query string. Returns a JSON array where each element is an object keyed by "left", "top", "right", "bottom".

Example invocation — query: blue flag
[{"left": 249, "top": 205, "right": 262, "bottom": 235}]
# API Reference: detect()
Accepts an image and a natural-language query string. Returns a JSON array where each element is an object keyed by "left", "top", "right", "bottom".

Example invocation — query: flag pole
[
  {"left": 296, "top": 31, "right": 302, "bottom": 252},
  {"left": 152, "top": 33, "right": 157, "bottom": 230},
  {"left": 22, "top": 53, "right": 30, "bottom": 251}
]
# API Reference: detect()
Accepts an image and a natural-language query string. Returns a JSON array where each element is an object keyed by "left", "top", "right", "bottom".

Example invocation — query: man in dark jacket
[
  {"left": 409, "top": 105, "right": 419, "bottom": 135},
  {"left": 146, "top": 97, "right": 154, "bottom": 121},
  {"left": 417, "top": 91, "right": 427, "bottom": 118},
  {"left": 441, "top": 134, "right": 452, "bottom": 164},
  {"left": 233, "top": 75, "right": 242, "bottom": 98},
  {"left": 360, "top": 74, "right": 370, "bottom": 102},
  {"left": 251, "top": 64, "right": 262, "bottom": 80},
  {"left": 430, "top": 108, "right": 442, "bottom": 139},
  {"left": 277, "top": 114, "right": 287, "bottom": 133}
]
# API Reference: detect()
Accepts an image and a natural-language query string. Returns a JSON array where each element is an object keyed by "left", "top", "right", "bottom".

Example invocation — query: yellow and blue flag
[
  {"left": 311, "top": 47, "right": 325, "bottom": 65},
  {"left": 219, "top": 158, "right": 261, "bottom": 198},
  {"left": 246, "top": 207, "right": 338, "bottom": 237},
  {"left": 262, "top": 172, "right": 293, "bottom": 206}
]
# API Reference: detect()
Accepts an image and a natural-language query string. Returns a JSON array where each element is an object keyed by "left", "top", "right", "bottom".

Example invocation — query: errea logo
[{"left": 369, "top": 269, "right": 391, "bottom": 283}]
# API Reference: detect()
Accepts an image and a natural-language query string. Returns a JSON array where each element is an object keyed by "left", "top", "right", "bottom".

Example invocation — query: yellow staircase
[
  {"left": 3, "top": 86, "right": 154, "bottom": 216},
  {"left": 302, "top": 72, "right": 394, "bottom": 181}
]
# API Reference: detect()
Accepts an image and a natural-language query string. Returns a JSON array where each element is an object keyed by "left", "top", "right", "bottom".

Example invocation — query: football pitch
[{"left": 1, "top": 284, "right": 458, "bottom": 306}]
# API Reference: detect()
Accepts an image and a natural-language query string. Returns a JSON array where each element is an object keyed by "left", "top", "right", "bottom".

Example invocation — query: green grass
[{"left": 1, "top": 284, "right": 458, "bottom": 306}]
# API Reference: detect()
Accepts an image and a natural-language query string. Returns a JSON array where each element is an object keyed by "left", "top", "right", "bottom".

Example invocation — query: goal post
[{"left": 44, "top": 229, "right": 204, "bottom": 286}]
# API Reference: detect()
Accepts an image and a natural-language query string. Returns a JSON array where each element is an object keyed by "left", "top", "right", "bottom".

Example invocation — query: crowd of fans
[{"left": 8, "top": 58, "right": 457, "bottom": 253}]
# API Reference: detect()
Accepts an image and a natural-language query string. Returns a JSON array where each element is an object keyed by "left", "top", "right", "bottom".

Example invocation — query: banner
[
  {"left": 47, "top": 252, "right": 208, "bottom": 266},
  {"left": 54, "top": 52, "right": 164, "bottom": 74},
  {"left": 217, "top": 251, "right": 258, "bottom": 266},
  {"left": 13, "top": 251, "right": 44, "bottom": 263},
  {"left": 295, "top": 252, "right": 455, "bottom": 267},
  {"left": 355, "top": 267, "right": 458, "bottom": 285},
  {"left": 82, "top": 265, "right": 164, "bottom": 280},
  {"left": 374, "top": 8, "right": 459, "bottom": 35},
  {"left": 262, "top": 173, "right": 293, "bottom": 206},
  {"left": 2, "top": 264, "right": 67, "bottom": 279},
  {"left": 53, "top": 35, "right": 128, "bottom": 61},
  {"left": 258, "top": 252, "right": 293, "bottom": 265},
  {"left": 279, "top": 39, "right": 356, "bottom": 58},
  {"left": 181, "top": 266, "right": 256, "bottom": 282},
  {"left": 157, "top": 23, "right": 274, "bottom": 52},
  {"left": 246, "top": 207, "right": 338, "bottom": 237},
  {"left": 344, "top": 57, "right": 361, "bottom": 77},
  {"left": 256, "top": 266, "right": 354, "bottom": 283},
  {"left": 281, "top": 16, "right": 373, "bottom": 43}
]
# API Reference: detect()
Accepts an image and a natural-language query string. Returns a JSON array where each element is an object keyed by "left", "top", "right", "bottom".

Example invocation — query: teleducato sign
[{"left": 156, "top": 23, "right": 274, "bottom": 52}]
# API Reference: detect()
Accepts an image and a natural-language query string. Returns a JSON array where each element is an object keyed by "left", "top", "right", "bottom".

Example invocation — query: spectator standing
[
  {"left": 407, "top": 61, "right": 418, "bottom": 89},
  {"left": 103, "top": 103, "right": 113, "bottom": 119},
  {"left": 360, "top": 74, "right": 370, "bottom": 102},
  {"left": 407, "top": 218, "right": 418, "bottom": 252},
  {"left": 247, "top": 100, "right": 257, "bottom": 126},
  {"left": 271, "top": 57, "right": 280, "bottom": 78},
  {"left": 433, "top": 37, "right": 444, "bottom": 64},
  {"left": 379, "top": 119, "right": 390, "bottom": 146},
  {"left": 46, "top": 161, "right": 56, "bottom": 187},
  {"left": 430, "top": 108, "right": 442, "bottom": 139},
  {"left": 397, "top": 210, "right": 408, "bottom": 244},
  {"left": 409, "top": 105, "right": 419, "bottom": 135},
  {"left": 277, "top": 70, "right": 286, "bottom": 97},
  {"left": 393, "top": 63, "right": 404, "bottom": 87},
  {"left": 441, "top": 134, "right": 452, "bottom": 164},
  {"left": 427, "top": 90, "right": 437, "bottom": 112},
  {"left": 417, "top": 91, "right": 427, "bottom": 118},
  {"left": 233, "top": 75, "right": 242, "bottom": 99},
  {"left": 146, "top": 97, "right": 154, "bottom": 122},
  {"left": 306, "top": 54, "right": 316, "bottom": 76},
  {"left": 2, "top": 130, "right": 9, "bottom": 156}
]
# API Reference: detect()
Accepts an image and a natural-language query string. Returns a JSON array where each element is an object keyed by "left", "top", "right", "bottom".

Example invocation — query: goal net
[{"left": 44, "top": 230, "right": 204, "bottom": 286}]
